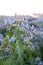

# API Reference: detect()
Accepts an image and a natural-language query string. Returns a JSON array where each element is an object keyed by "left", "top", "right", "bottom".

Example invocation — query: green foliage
[
  {"left": 0, "top": 57, "right": 3, "bottom": 65},
  {"left": 0, "top": 21, "right": 43, "bottom": 65}
]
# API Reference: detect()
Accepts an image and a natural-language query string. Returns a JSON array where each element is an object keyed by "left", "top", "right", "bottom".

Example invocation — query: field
[{"left": 0, "top": 15, "right": 43, "bottom": 65}]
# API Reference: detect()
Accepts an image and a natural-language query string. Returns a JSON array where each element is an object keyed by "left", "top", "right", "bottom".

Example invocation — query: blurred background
[{"left": 0, "top": 0, "right": 43, "bottom": 16}]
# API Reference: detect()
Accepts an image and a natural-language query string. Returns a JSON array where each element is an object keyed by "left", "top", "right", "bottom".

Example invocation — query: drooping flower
[
  {"left": 38, "top": 61, "right": 43, "bottom": 65},
  {"left": 35, "top": 57, "right": 41, "bottom": 62}
]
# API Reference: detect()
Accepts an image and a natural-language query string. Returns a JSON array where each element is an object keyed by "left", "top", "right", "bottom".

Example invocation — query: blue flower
[
  {"left": 35, "top": 42, "right": 39, "bottom": 45},
  {"left": 23, "top": 38, "right": 28, "bottom": 43},
  {"left": 30, "top": 45, "right": 35, "bottom": 51},
  {"left": 39, "top": 28, "right": 43, "bottom": 31},
  {"left": 31, "top": 25, "right": 35, "bottom": 30},
  {"left": 38, "top": 61, "right": 43, "bottom": 65},
  {"left": 21, "top": 34, "right": 24, "bottom": 38},
  {"left": 35, "top": 57, "right": 41, "bottom": 62},
  {"left": 41, "top": 34, "right": 43, "bottom": 39},
  {"left": 25, "top": 23, "right": 29, "bottom": 29},
  {"left": 21, "top": 26, "right": 25, "bottom": 31},
  {"left": 9, "top": 36, "right": 16, "bottom": 42},
  {"left": 0, "top": 34, "right": 4, "bottom": 42}
]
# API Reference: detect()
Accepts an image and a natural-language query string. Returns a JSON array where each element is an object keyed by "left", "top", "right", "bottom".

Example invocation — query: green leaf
[
  {"left": 3, "top": 58, "right": 12, "bottom": 65},
  {"left": 6, "top": 31, "right": 13, "bottom": 38},
  {"left": 16, "top": 40, "right": 23, "bottom": 57},
  {"left": 0, "top": 57, "right": 3, "bottom": 65}
]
